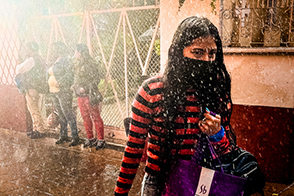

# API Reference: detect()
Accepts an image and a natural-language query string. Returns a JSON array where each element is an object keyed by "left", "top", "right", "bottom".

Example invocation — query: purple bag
[{"left": 162, "top": 135, "right": 247, "bottom": 196}]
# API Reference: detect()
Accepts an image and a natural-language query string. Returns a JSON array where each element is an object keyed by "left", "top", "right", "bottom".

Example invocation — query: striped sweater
[{"left": 115, "top": 76, "right": 231, "bottom": 195}]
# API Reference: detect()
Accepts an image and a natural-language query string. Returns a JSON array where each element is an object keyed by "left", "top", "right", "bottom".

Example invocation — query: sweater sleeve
[
  {"left": 115, "top": 83, "right": 153, "bottom": 196},
  {"left": 211, "top": 95, "right": 234, "bottom": 156},
  {"left": 16, "top": 57, "right": 35, "bottom": 75}
]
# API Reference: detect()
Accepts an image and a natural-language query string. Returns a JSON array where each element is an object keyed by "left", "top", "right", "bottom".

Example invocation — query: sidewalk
[
  {"left": 0, "top": 128, "right": 293, "bottom": 196},
  {"left": 0, "top": 128, "right": 145, "bottom": 196}
]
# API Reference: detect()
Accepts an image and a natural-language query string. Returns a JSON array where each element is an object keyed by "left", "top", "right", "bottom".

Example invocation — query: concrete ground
[{"left": 0, "top": 128, "right": 293, "bottom": 196}]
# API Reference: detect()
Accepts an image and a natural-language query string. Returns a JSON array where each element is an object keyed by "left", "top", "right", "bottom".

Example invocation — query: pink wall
[{"left": 0, "top": 85, "right": 28, "bottom": 132}]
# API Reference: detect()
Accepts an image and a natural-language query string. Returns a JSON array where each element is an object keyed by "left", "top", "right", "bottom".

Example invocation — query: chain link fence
[{"left": 0, "top": 0, "right": 160, "bottom": 129}]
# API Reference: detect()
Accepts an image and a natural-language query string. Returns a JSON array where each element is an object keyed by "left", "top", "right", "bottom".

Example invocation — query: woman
[
  {"left": 114, "top": 16, "right": 265, "bottom": 196},
  {"left": 48, "top": 42, "right": 80, "bottom": 147},
  {"left": 73, "top": 44, "right": 105, "bottom": 150},
  {"left": 15, "top": 42, "right": 48, "bottom": 139}
]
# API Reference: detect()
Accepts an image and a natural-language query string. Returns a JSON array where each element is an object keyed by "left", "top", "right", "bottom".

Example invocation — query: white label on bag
[{"left": 194, "top": 167, "right": 215, "bottom": 196}]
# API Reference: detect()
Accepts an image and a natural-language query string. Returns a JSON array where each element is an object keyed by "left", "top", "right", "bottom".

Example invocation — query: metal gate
[{"left": 30, "top": 6, "right": 160, "bottom": 128}]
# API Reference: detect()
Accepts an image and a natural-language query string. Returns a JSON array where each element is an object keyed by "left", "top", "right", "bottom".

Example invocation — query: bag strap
[
  {"left": 191, "top": 133, "right": 225, "bottom": 173},
  {"left": 204, "top": 134, "right": 224, "bottom": 173}
]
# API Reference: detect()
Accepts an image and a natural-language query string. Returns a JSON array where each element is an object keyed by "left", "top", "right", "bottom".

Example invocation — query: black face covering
[
  {"left": 181, "top": 57, "right": 219, "bottom": 113},
  {"left": 182, "top": 57, "right": 217, "bottom": 86}
]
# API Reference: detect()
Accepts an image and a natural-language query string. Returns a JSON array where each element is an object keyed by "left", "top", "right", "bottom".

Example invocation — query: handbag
[
  {"left": 162, "top": 134, "right": 247, "bottom": 196},
  {"left": 47, "top": 111, "right": 60, "bottom": 129},
  {"left": 73, "top": 86, "right": 87, "bottom": 97},
  {"left": 89, "top": 86, "right": 103, "bottom": 105}
]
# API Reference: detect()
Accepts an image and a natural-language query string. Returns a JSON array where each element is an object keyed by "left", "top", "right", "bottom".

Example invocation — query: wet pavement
[
  {"left": 0, "top": 128, "right": 293, "bottom": 196},
  {"left": 0, "top": 129, "right": 145, "bottom": 196}
]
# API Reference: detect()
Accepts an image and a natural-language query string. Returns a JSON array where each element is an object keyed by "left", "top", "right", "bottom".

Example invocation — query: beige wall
[
  {"left": 225, "top": 54, "right": 294, "bottom": 108},
  {"left": 160, "top": 0, "right": 219, "bottom": 67},
  {"left": 160, "top": 0, "right": 294, "bottom": 109}
]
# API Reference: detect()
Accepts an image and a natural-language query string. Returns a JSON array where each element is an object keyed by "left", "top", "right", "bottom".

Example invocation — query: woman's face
[{"left": 183, "top": 36, "right": 217, "bottom": 61}]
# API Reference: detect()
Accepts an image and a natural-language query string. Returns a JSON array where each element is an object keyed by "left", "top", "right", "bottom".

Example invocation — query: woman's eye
[
  {"left": 208, "top": 51, "right": 217, "bottom": 59},
  {"left": 192, "top": 50, "right": 204, "bottom": 57}
]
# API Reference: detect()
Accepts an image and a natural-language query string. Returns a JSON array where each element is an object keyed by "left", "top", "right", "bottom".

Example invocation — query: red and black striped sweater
[{"left": 115, "top": 76, "right": 231, "bottom": 195}]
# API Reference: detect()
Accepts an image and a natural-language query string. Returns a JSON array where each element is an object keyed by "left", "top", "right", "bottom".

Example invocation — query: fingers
[
  {"left": 203, "top": 114, "right": 220, "bottom": 129},
  {"left": 198, "top": 121, "right": 214, "bottom": 136},
  {"left": 205, "top": 108, "right": 221, "bottom": 119},
  {"left": 200, "top": 109, "right": 221, "bottom": 136},
  {"left": 204, "top": 112, "right": 220, "bottom": 120}
]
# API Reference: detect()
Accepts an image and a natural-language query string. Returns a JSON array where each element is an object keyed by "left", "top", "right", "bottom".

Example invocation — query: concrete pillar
[{"left": 160, "top": 0, "right": 220, "bottom": 69}]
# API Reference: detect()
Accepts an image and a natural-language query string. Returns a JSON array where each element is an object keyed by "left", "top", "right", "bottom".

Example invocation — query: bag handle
[
  {"left": 204, "top": 134, "right": 224, "bottom": 173},
  {"left": 192, "top": 133, "right": 225, "bottom": 173}
]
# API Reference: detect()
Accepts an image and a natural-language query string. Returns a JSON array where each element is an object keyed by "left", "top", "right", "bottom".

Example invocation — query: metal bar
[
  {"left": 142, "top": 13, "right": 160, "bottom": 75},
  {"left": 85, "top": 11, "right": 93, "bottom": 56},
  {"left": 54, "top": 18, "right": 58, "bottom": 42},
  {"left": 35, "top": 6, "right": 159, "bottom": 21},
  {"left": 46, "top": 18, "right": 55, "bottom": 62},
  {"left": 223, "top": 47, "right": 294, "bottom": 53},
  {"left": 89, "top": 14, "right": 108, "bottom": 69},
  {"left": 249, "top": 1, "right": 253, "bottom": 45},
  {"left": 90, "top": 5, "right": 159, "bottom": 14},
  {"left": 125, "top": 12, "right": 144, "bottom": 71},
  {"left": 107, "top": 12, "right": 123, "bottom": 76},
  {"left": 78, "top": 13, "right": 86, "bottom": 43},
  {"left": 105, "top": 11, "right": 125, "bottom": 119},
  {"left": 37, "top": 12, "right": 85, "bottom": 19},
  {"left": 219, "top": 0, "right": 224, "bottom": 37},
  {"left": 89, "top": 13, "right": 108, "bottom": 95},
  {"left": 56, "top": 18, "right": 67, "bottom": 45},
  {"left": 288, "top": 0, "right": 294, "bottom": 42},
  {"left": 123, "top": 11, "right": 129, "bottom": 117},
  {"left": 281, "top": 0, "right": 285, "bottom": 7}
]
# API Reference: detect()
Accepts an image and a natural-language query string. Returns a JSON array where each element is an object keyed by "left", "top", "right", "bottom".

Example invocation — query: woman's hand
[{"left": 198, "top": 109, "right": 221, "bottom": 136}]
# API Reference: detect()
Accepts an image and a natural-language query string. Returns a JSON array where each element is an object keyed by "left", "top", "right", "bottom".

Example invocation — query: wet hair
[
  {"left": 53, "top": 42, "right": 67, "bottom": 56},
  {"left": 26, "top": 41, "right": 39, "bottom": 53},
  {"left": 163, "top": 16, "right": 236, "bottom": 157},
  {"left": 75, "top": 43, "right": 97, "bottom": 66},
  {"left": 76, "top": 43, "right": 91, "bottom": 58}
]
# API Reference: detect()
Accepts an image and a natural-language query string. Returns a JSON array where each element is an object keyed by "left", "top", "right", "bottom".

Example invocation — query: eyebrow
[
  {"left": 191, "top": 48, "right": 206, "bottom": 52},
  {"left": 191, "top": 48, "right": 217, "bottom": 52}
]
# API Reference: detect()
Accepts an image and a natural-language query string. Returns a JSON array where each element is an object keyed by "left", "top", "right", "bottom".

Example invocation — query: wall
[
  {"left": 0, "top": 85, "right": 29, "bottom": 133},
  {"left": 160, "top": 0, "right": 220, "bottom": 67},
  {"left": 0, "top": 1, "right": 30, "bottom": 133},
  {"left": 160, "top": 0, "right": 294, "bottom": 183},
  {"left": 226, "top": 53, "right": 294, "bottom": 183},
  {"left": 226, "top": 54, "right": 294, "bottom": 108}
]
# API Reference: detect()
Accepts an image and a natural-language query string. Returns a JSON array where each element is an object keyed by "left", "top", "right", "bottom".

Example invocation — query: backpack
[{"left": 15, "top": 73, "right": 27, "bottom": 94}]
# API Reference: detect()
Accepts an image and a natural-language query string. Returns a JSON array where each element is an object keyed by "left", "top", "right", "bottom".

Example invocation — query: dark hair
[
  {"left": 26, "top": 41, "right": 39, "bottom": 53},
  {"left": 53, "top": 42, "right": 67, "bottom": 56},
  {"left": 76, "top": 44, "right": 91, "bottom": 59},
  {"left": 76, "top": 43, "right": 97, "bottom": 68},
  {"left": 163, "top": 16, "right": 236, "bottom": 151}
]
